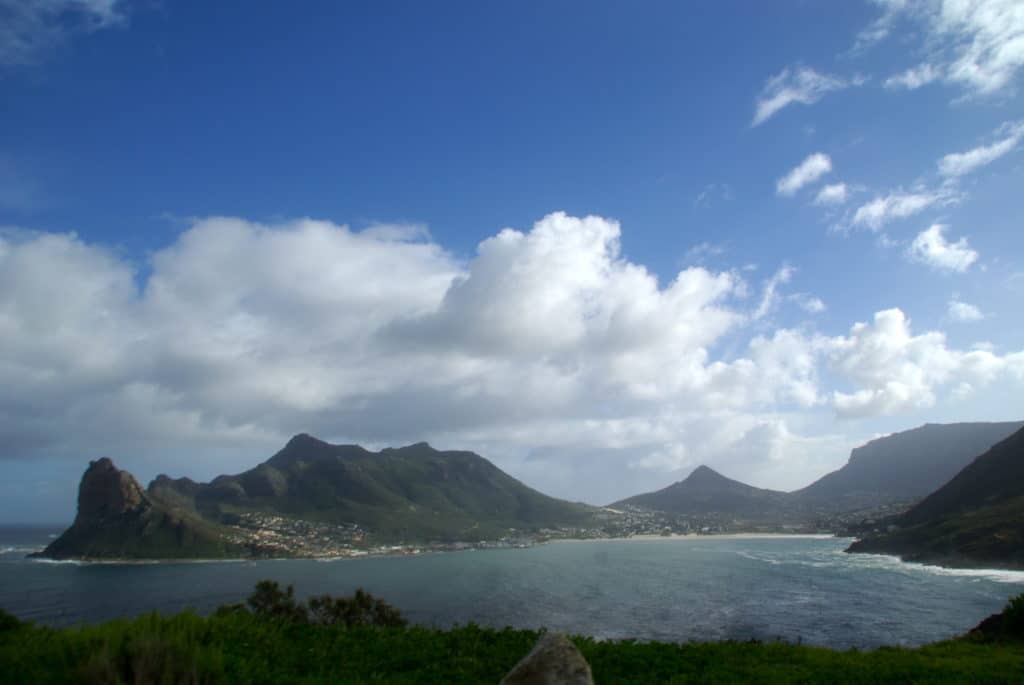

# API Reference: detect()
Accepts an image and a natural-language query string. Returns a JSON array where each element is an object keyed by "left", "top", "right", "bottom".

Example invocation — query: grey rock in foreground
[{"left": 500, "top": 632, "right": 594, "bottom": 685}]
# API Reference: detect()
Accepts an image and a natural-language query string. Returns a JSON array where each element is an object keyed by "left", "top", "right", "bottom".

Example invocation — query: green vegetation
[{"left": 2, "top": 586, "right": 1024, "bottom": 684}]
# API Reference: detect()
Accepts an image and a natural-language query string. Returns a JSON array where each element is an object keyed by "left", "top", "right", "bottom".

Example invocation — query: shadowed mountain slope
[{"left": 847, "top": 426, "right": 1024, "bottom": 569}]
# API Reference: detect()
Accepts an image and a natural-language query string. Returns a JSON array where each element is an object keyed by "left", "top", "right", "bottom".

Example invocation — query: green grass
[{"left": 3, "top": 608, "right": 1023, "bottom": 684}]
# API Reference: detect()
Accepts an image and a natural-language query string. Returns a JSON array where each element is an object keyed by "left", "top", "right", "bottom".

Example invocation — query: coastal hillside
[
  {"left": 794, "top": 422, "right": 1023, "bottom": 509},
  {"left": 164, "top": 434, "right": 596, "bottom": 542},
  {"left": 38, "top": 435, "right": 598, "bottom": 559},
  {"left": 847, "top": 426, "right": 1024, "bottom": 569},
  {"left": 609, "top": 465, "right": 798, "bottom": 521}
]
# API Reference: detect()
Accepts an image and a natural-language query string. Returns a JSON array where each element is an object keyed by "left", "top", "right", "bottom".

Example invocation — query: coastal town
[{"left": 221, "top": 504, "right": 841, "bottom": 560}]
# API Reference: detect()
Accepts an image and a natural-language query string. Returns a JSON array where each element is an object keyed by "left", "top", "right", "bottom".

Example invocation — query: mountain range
[
  {"left": 37, "top": 420, "right": 1024, "bottom": 561},
  {"left": 610, "top": 422, "right": 1023, "bottom": 523}
]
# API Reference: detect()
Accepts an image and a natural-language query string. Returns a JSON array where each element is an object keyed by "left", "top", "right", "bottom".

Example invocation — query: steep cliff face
[
  {"left": 37, "top": 458, "right": 240, "bottom": 560},
  {"left": 74, "top": 458, "right": 151, "bottom": 524},
  {"left": 796, "top": 422, "right": 1023, "bottom": 507}
]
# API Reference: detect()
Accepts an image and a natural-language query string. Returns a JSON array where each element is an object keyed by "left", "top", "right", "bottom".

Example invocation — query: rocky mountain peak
[
  {"left": 75, "top": 457, "right": 149, "bottom": 526},
  {"left": 681, "top": 464, "right": 731, "bottom": 487}
]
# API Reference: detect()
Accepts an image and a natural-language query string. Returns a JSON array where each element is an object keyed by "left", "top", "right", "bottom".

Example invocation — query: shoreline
[
  {"left": 21, "top": 533, "right": 848, "bottom": 565},
  {"left": 550, "top": 533, "right": 840, "bottom": 543},
  {"left": 23, "top": 534, "right": 1024, "bottom": 578}
]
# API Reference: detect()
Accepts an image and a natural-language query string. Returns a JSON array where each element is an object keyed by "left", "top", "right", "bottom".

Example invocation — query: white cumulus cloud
[
  {"left": 825, "top": 308, "right": 1023, "bottom": 417},
  {"left": 2, "top": 213, "right": 1022, "bottom": 502}
]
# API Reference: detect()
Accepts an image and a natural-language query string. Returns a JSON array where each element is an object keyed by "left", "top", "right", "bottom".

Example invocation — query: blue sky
[{"left": 2, "top": 0, "right": 1023, "bottom": 522}]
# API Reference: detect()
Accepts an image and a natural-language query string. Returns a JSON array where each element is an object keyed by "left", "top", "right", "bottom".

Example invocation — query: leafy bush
[
  {"left": 245, "top": 580, "right": 308, "bottom": 623},
  {"left": 228, "top": 579, "right": 407, "bottom": 628},
  {"left": 307, "top": 587, "right": 407, "bottom": 628}
]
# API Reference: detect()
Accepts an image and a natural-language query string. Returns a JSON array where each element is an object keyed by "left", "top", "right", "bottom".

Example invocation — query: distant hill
[
  {"left": 609, "top": 465, "right": 798, "bottom": 521},
  {"left": 847, "top": 426, "right": 1024, "bottom": 569},
  {"left": 795, "top": 422, "right": 1023, "bottom": 508},
  {"left": 37, "top": 435, "right": 597, "bottom": 559}
]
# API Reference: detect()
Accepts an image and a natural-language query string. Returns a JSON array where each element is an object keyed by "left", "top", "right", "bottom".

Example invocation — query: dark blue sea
[{"left": 2, "top": 527, "right": 1022, "bottom": 649}]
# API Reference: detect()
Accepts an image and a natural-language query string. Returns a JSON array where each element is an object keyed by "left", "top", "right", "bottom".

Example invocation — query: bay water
[{"left": 3, "top": 527, "right": 1022, "bottom": 649}]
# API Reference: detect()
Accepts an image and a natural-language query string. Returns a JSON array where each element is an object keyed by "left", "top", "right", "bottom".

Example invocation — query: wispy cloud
[
  {"left": 752, "top": 67, "right": 861, "bottom": 126},
  {"left": 907, "top": 224, "right": 979, "bottom": 272},
  {"left": 864, "top": 0, "right": 1024, "bottom": 98},
  {"left": 776, "top": 153, "right": 832, "bottom": 196},
  {"left": 813, "top": 182, "right": 849, "bottom": 206},
  {"left": 947, "top": 298, "right": 985, "bottom": 322},
  {"left": 754, "top": 265, "right": 795, "bottom": 319},
  {"left": 938, "top": 120, "right": 1024, "bottom": 177},
  {"left": 884, "top": 63, "right": 942, "bottom": 90},
  {"left": 693, "top": 183, "right": 733, "bottom": 208},
  {"left": 684, "top": 241, "right": 726, "bottom": 264},
  {"left": 0, "top": 0, "right": 125, "bottom": 68},
  {"left": 790, "top": 293, "right": 826, "bottom": 314},
  {"left": 849, "top": 187, "right": 957, "bottom": 231}
]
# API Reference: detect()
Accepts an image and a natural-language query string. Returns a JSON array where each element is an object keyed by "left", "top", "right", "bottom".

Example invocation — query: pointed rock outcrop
[
  {"left": 499, "top": 633, "right": 594, "bottom": 685},
  {"left": 75, "top": 457, "right": 151, "bottom": 525},
  {"left": 35, "top": 458, "right": 239, "bottom": 560}
]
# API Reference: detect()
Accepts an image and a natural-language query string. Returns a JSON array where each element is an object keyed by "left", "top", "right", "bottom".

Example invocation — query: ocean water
[{"left": 2, "top": 528, "right": 1022, "bottom": 649}]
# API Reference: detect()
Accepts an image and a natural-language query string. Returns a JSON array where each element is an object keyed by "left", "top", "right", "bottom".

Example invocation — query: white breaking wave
[{"left": 844, "top": 551, "right": 1024, "bottom": 585}]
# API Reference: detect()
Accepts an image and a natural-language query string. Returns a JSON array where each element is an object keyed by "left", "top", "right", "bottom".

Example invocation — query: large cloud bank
[{"left": 2, "top": 213, "right": 1021, "bottom": 500}]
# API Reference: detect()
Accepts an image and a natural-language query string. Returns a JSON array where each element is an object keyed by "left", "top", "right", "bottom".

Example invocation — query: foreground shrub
[
  {"left": 219, "top": 579, "right": 407, "bottom": 628},
  {"left": 307, "top": 587, "right": 407, "bottom": 628},
  {"left": 245, "top": 580, "right": 308, "bottom": 623}
]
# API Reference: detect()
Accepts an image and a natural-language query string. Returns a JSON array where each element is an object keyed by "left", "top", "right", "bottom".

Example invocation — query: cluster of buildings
[
  {"left": 220, "top": 503, "right": 848, "bottom": 559},
  {"left": 224, "top": 513, "right": 368, "bottom": 557}
]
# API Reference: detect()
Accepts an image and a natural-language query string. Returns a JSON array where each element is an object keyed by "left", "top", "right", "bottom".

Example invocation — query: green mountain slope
[
  {"left": 176, "top": 434, "right": 597, "bottom": 541},
  {"left": 846, "top": 426, "right": 1024, "bottom": 569}
]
